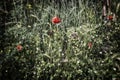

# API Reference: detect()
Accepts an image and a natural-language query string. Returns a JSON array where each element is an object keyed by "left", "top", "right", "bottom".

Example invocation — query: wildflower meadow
[{"left": 0, "top": 0, "right": 120, "bottom": 80}]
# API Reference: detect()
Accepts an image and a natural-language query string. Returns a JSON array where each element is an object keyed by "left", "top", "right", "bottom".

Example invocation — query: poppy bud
[
  {"left": 47, "top": 30, "right": 54, "bottom": 37},
  {"left": 16, "top": 45, "right": 23, "bottom": 51},
  {"left": 107, "top": 15, "right": 113, "bottom": 20},
  {"left": 88, "top": 42, "right": 92, "bottom": 49}
]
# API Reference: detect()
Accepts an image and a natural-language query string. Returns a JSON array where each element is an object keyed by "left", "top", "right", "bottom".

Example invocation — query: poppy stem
[
  {"left": 61, "top": 26, "right": 68, "bottom": 60},
  {"left": 56, "top": 24, "right": 58, "bottom": 31}
]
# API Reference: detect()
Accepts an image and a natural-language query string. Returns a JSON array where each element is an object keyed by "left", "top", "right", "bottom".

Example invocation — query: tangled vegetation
[{"left": 0, "top": 0, "right": 120, "bottom": 80}]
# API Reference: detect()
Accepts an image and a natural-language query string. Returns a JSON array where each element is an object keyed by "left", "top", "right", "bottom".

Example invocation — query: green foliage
[{"left": 0, "top": 0, "right": 120, "bottom": 80}]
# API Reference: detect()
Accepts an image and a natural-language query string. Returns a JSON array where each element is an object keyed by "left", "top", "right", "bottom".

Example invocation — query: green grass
[{"left": 1, "top": 0, "right": 120, "bottom": 80}]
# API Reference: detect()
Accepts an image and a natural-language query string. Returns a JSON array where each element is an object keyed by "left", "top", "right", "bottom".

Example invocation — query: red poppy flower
[
  {"left": 107, "top": 15, "right": 113, "bottom": 20},
  {"left": 88, "top": 42, "right": 92, "bottom": 48},
  {"left": 16, "top": 45, "right": 23, "bottom": 51},
  {"left": 52, "top": 16, "right": 61, "bottom": 24}
]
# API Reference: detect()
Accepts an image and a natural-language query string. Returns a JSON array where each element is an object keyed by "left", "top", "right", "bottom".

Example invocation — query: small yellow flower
[{"left": 26, "top": 4, "right": 32, "bottom": 9}]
